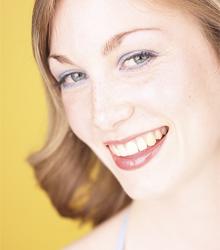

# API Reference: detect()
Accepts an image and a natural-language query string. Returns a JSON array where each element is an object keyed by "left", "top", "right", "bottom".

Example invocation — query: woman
[{"left": 29, "top": 0, "right": 220, "bottom": 249}]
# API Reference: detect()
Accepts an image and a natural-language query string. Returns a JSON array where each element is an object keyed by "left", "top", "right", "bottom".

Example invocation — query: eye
[
  {"left": 124, "top": 53, "right": 149, "bottom": 67},
  {"left": 118, "top": 50, "right": 158, "bottom": 71},
  {"left": 54, "top": 70, "right": 88, "bottom": 89},
  {"left": 65, "top": 72, "right": 86, "bottom": 83}
]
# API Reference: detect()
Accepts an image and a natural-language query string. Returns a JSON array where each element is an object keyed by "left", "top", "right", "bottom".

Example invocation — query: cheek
[
  {"left": 135, "top": 57, "right": 202, "bottom": 119},
  {"left": 61, "top": 89, "right": 93, "bottom": 143}
]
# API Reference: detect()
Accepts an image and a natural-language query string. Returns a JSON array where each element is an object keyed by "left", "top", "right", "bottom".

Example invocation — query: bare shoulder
[{"left": 60, "top": 205, "right": 130, "bottom": 250}]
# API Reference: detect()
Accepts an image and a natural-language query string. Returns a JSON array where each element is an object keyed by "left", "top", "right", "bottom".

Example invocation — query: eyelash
[
  {"left": 53, "top": 70, "right": 88, "bottom": 89},
  {"left": 54, "top": 50, "right": 158, "bottom": 89},
  {"left": 117, "top": 50, "right": 157, "bottom": 72}
]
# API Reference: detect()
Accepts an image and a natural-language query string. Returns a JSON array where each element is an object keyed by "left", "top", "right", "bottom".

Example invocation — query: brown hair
[{"left": 28, "top": 0, "right": 220, "bottom": 227}]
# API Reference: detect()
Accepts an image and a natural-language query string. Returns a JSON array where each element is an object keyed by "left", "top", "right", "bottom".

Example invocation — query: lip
[
  {"left": 108, "top": 130, "right": 168, "bottom": 171},
  {"left": 104, "top": 126, "right": 166, "bottom": 146}
]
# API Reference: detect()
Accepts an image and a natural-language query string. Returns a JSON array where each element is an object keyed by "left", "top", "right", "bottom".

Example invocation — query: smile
[{"left": 107, "top": 126, "right": 169, "bottom": 170}]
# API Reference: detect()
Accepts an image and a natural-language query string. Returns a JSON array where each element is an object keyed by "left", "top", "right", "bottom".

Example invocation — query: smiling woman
[{"left": 28, "top": 0, "right": 220, "bottom": 249}]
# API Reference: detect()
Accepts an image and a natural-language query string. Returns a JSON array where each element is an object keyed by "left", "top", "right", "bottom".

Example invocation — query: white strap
[{"left": 115, "top": 208, "right": 130, "bottom": 250}]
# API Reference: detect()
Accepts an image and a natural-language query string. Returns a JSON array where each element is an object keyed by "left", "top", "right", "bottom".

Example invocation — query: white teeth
[
  {"left": 161, "top": 127, "right": 167, "bottom": 135},
  {"left": 109, "top": 127, "right": 168, "bottom": 156},
  {"left": 117, "top": 145, "right": 128, "bottom": 157},
  {"left": 110, "top": 145, "right": 120, "bottom": 156},
  {"left": 125, "top": 141, "right": 139, "bottom": 155},
  {"left": 137, "top": 137, "right": 147, "bottom": 151},
  {"left": 109, "top": 145, "right": 115, "bottom": 154},
  {"left": 145, "top": 133, "right": 156, "bottom": 146},
  {"left": 155, "top": 130, "right": 162, "bottom": 140},
  {"left": 113, "top": 146, "right": 121, "bottom": 156}
]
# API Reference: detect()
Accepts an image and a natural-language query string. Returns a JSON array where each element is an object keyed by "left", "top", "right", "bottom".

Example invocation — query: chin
[
  {"left": 123, "top": 179, "right": 179, "bottom": 201},
  {"left": 118, "top": 161, "right": 186, "bottom": 201}
]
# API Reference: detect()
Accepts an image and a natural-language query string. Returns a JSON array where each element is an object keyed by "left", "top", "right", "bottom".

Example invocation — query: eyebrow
[
  {"left": 48, "top": 28, "right": 160, "bottom": 65},
  {"left": 101, "top": 27, "right": 160, "bottom": 56},
  {"left": 48, "top": 54, "right": 74, "bottom": 65}
]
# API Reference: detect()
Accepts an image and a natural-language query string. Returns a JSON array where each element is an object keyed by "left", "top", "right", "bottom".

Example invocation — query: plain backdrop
[{"left": 1, "top": 0, "right": 92, "bottom": 249}]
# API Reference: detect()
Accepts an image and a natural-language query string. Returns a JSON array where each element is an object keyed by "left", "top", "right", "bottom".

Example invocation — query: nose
[{"left": 91, "top": 81, "right": 134, "bottom": 132}]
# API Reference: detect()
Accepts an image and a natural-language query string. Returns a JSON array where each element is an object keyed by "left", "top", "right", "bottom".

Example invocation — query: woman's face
[{"left": 49, "top": 0, "right": 220, "bottom": 200}]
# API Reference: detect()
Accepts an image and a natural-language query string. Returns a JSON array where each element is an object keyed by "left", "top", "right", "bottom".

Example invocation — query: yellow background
[{"left": 1, "top": 0, "right": 92, "bottom": 249}]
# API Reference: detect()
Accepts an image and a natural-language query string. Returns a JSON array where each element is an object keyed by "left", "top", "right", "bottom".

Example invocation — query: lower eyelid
[{"left": 62, "top": 78, "right": 89, "bottom": 89}]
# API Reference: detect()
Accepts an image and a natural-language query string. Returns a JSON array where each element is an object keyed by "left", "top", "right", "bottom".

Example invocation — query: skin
[{"left": 49, "top": 0, "right": 220, "bottom": 249}]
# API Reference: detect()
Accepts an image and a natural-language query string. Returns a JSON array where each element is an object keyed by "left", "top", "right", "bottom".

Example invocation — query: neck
[{"left": 128, "top": 158, "right": 220, "bottom": 250}]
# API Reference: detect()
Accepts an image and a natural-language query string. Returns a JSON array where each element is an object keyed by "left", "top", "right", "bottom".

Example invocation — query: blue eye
[
  {"left": 53, "top": 50, "right": 158, "bottom": 89},
  {"left": 68, "top": 72, "right": 86, "bottom": 82},
  {"left": 118, "top": 50, "right": 158, "bottom": 71},
  {"left": 54, "top": 70, "right": 88, "bottom": 89}
]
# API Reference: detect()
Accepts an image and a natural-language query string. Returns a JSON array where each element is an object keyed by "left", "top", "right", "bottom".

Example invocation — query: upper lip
[{"left": 103, "top": 126, "right": 168, "bottom": 146}]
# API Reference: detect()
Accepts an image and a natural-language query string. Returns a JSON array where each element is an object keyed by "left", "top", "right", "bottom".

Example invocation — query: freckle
[{"left": 189, "top": 95, "right": 191, "bottom": 98}]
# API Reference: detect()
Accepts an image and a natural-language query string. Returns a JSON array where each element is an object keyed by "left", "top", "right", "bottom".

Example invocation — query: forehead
[{"left": 50, "top": 0, "right": 184, "bottom": 54}]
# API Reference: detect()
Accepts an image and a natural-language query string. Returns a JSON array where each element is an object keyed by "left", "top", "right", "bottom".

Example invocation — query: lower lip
[{"left": 110, "top": 132, "right": 168, "bottom": 171}]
